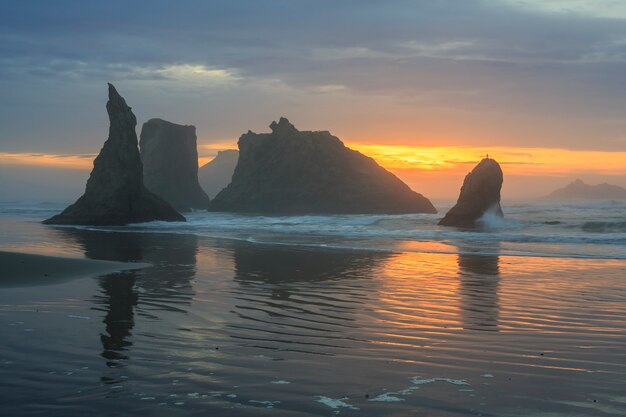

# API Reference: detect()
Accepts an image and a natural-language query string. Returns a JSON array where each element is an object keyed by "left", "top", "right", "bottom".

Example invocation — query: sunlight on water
[{"left": 1, "top": 203, "right": 626, "bottom": 416}]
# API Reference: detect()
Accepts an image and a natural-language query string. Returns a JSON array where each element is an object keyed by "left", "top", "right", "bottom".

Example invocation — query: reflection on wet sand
[
  {"left": 456, "top": 246, "right": 500, "bottom": 331},
  {"left": 233, "top": 244, "right": 387, "bottom": 294},
  {"left": 51, "top": 228, "right": 199, "bottom": 366},
  {"left": 94, "top": 271, "right": 138, "bottom": 366},
  {"left": 5, "top": 216, "right": 626, "bottom": 417},
  {"left": 230, "top": 243, "right": 388, "bottom": 354}
]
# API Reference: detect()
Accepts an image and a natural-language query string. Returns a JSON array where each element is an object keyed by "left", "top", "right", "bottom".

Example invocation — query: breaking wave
[
  {"left": 582, "top": 221, "right": 626, "bottom": 233},
  {"left": 2, "top": 200, "right": 625, "bottom": 260}
]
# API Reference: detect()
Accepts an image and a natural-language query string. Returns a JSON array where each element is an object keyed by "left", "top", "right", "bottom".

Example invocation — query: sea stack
[
  {"left": 43, "top": 84, "right": 185, "bottom": 226},
  {"left": 140, "top": 118, "right": 210, "bottom": 211},
  {"left": 198, "top": 149, "right": 239, "bottom": 199},
  {"left": 208, "top": 117, "right": 436, "bottom": 214},
  {"left": 439, "top": 158, "right": 503, "bottom": 227}
]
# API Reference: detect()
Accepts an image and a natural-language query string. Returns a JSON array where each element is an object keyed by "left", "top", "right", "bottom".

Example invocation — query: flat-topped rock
[
  {"left": 140, "top": 118, "right": 210, "bottom": 211},
  {"left": 208, "top": 117, "right": 436, "bottom": 214},
  {"left": 43, "top": 84, "right": 185, "bottom": 226}
]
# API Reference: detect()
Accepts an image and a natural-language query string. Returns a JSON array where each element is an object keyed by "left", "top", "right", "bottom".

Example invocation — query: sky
[{"left": 1, "top": 0, "right": 625, "bottom": 201}]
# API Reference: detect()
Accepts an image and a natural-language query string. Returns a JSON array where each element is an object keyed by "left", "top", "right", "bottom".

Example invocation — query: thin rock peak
[
  {"left": 107, "top": 83, "right": 122, "bottom": 101},
  {"left": 106, "top": 82, "right": 132, "bottom": 115},
  {"left": 107, "top": 83, "right": 131, "bottom": 109}
]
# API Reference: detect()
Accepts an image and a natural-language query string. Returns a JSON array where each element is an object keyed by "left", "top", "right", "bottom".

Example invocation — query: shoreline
[{"left": 0, "top": 251, "right": 148, "bottom": 288}]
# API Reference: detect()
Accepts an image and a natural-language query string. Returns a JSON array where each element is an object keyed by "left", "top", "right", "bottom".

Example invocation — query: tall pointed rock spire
[{"left": 44, "top": 84, "right": 185, "bottom": 225}]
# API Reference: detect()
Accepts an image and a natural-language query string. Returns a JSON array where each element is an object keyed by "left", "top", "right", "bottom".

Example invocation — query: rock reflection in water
[
  {"left": 52, "top": 228, "right": 199, "bottom": 366},
  {"left": 456, "top": 246, "right": 500, "bottom": 331},
  {"left": 233, "top": 244, "right": 386, "bottom": 297},
  {"left": 95, "top": 271, "right": 139, "bottom": 366},
  {"left": 231, "top": 243, "right": 388, "bottom": 354}
]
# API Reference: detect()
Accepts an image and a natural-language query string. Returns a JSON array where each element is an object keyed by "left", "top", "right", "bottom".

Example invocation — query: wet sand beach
[
  {"left": 0, "top": 251, "right": 147, "bottom": 288},
  {"left": 1, "top": 205, "right": 626, "bottom": 416}
]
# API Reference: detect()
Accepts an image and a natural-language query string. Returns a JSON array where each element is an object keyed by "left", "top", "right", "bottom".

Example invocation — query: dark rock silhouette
[
  {"left": 140, "top": 118, "right": 210, "bottom": 211},
  {"left": 439, "top": 158, "right": 503, "bottom": 227},
  {"left": 544, "top": 179, "right": 626, "bottom": 200},
  {"left": 198, "top": 149, "right": 239, "bottom": 199},
  {"left": 43, "top": 84, "right": 185, "bottom": 225},
  {"left": 208, "top": 118, "right": 436, "bottom": 214}
]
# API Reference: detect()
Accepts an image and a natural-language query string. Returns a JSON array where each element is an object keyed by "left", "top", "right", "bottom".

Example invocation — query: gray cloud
[{"left": 1, "top": 0, "right": 625, "bottom": 154}]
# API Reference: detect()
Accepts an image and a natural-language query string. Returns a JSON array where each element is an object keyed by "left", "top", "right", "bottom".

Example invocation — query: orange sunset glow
[
  {"left": 0, "top": 152, "right": 97, "bottom": 170},
  {"left": 0, "top": 141, "right": 626, "bottom": 198},
  {"left": 348, "top": 144, "right": 626, "bottom": 176},
  {"left": 6, "top": 144, "right": 626, "bottom": 177},
  {"left": 4, "top": 144, "right": 625, "bottom": 199}
]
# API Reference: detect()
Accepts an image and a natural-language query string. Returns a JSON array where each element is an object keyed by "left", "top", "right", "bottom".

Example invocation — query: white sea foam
[
  {"left": 249, "top": 400, "right": 280, "bottom": 408},
  {"left": 477, "top": 205, "right": 518, "bottom": 230},
  {"left": 4, "top": 200, "right": 626, "bottom": 260},
  {"left": 67, "top": 315, "right": 91, "bottom": 320},
  {"left": 316, "top": 396, "right": 359, "bottom": 410},
  {"left": 368, "top": 392, "right": 405, "bottom": 402},
  {"left": 410, "top": 377, "right": 469, "bottom": 386}
]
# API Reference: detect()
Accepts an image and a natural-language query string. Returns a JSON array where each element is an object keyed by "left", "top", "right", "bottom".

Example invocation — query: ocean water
[{"left": 0, "top": 200, "right": 625, "bottom": 416}]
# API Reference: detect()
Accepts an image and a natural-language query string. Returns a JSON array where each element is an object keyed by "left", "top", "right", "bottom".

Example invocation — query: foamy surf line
[{"left": 43, "top": 222, "right": 626, "bottom": 261}]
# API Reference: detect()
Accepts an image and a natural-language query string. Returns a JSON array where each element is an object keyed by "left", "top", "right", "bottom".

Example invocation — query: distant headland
[{"left": 544, "top": 179, "right": 626, "bottom": 200}]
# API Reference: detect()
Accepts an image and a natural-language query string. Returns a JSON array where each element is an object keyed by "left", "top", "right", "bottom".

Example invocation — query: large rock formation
[
  {"left": 439, "top": 158, "right": 503, "bottom": 227},
  {"left": 544, "top": 179, "right": 626, "bottom": 200},
  {"left": 198, "top": 149, "right": 239, "bottom": 199},
  {"left": 208, "top": 118, "right": 436, "bottom": 214},
  {"left": 140, "top": 118, "right": 210, "bottom": 211},
  {"left": 43, "top": 84, "right": 185, "bottom": 226}
]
